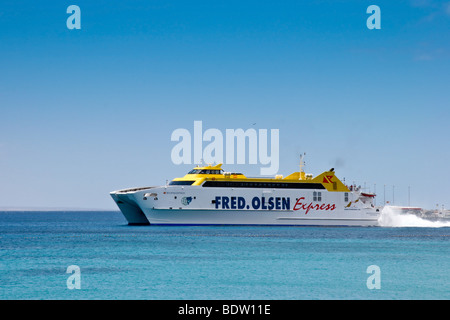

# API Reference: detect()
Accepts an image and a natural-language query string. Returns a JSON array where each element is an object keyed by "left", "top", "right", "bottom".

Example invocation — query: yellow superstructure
[{"left": 171, "top": 163, "right": 350, "bottom": 192}]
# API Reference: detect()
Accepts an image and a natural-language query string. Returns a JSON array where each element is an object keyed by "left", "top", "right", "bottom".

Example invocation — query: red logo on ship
[
  {"left": 322, "top": 175, "right": 334, "bottom": 183},
  {"left": 293, "top": 197, "right": 336, "bottom": 214}
]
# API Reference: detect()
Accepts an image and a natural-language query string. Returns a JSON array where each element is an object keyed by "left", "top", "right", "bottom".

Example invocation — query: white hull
[
  {"left": 110, "top": 185, "right": 381, "bottom": 227},
  {"left": 141, "top": 209, "right": 379, "bottom": 226}
]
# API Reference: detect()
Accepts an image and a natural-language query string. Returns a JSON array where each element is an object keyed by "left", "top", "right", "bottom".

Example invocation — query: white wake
[{"left": 378, "top": 206, "right": 450, "bottom": 228}]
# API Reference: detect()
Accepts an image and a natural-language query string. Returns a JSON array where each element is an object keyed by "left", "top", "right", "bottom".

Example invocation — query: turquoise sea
[{"left": 0, "top": 211, "right": 449, "bottom": 300}]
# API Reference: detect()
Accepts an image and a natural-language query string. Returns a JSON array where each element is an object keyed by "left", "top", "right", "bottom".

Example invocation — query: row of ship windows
[
  {"left": 202, "top": 181, "right": 325, "bottom": 189},
  {"left": 167, "top": 182, "right": 350, "bottom": 201},
  {"left": 188, "top": 169, "right": 224, "bottom": 174},
  {"left": 169, "top": 180, "right": 325, "bottom": 188},
  {"left": 219, "top": 182, "right": 294, "bottom": 188}
]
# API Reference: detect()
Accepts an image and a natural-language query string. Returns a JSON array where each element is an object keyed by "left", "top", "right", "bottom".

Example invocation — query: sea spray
[{"left": 379, "top": 206, "right": 450, "bottom": 227}]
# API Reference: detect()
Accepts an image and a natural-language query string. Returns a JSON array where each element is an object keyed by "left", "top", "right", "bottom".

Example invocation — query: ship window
[
  {"left": 344, "top": 192, "right": 349, "bottom": 202},
  {"left": 188, "top": 169, "right": 201, "bottom": 174},
  {"left": 169, "top": 180, "right": 195, "bottom": 185},
  {"left": 313, "top": 191, "right": 322, "bottom": 202}
]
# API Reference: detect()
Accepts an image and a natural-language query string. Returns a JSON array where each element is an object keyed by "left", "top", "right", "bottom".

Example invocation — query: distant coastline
[{"left": 0, "top": 207, "right": 117, "bottom": 212}]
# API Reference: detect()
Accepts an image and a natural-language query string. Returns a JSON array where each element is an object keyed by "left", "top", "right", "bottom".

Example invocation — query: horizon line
[{"left": 0, "top": 206, "right": 118, "bottom": 212}]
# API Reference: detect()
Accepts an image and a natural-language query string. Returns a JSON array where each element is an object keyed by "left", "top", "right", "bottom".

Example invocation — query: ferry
[{"left": 110, "top": 156, "right": 381, "bottom": 226}]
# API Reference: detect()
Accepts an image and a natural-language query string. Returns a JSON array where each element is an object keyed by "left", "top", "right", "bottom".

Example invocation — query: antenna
[
  {"left": 299, "top": 153, "right": 305, "bottom": 172},
  {"left": 299, "top": 153, "right": 306, "bottom": 180}
]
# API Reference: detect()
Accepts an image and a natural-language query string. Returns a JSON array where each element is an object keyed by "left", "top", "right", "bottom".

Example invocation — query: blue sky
[{"left": 1, "top": 0, "right": 449, "bottom": 210}]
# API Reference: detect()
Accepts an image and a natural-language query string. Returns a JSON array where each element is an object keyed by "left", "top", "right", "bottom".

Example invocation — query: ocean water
[{"left": 0, "top": 210, "right": 449, "bottom": 300}]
